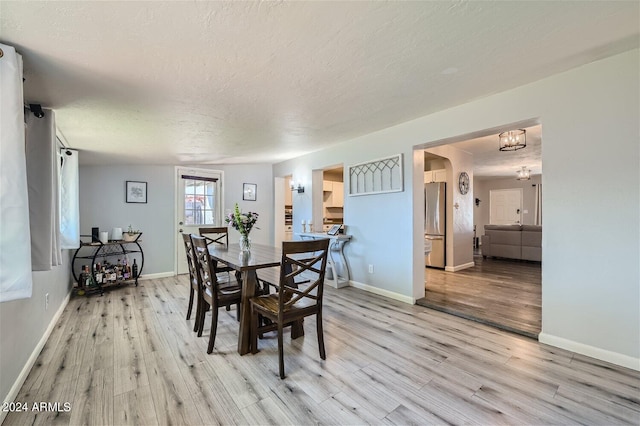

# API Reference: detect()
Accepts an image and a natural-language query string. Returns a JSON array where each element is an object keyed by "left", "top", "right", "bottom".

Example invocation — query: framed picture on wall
[
  {"left": 126, "top": 181, "right": 147, "bottom": 203},
  {"left": 243, "top": 183, "right": 257, "bottom": 201}
]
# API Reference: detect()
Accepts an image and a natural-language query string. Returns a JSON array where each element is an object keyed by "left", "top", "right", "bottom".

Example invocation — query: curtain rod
[{"left": 55, "top": 128, "right": 71, "bottom": 150}]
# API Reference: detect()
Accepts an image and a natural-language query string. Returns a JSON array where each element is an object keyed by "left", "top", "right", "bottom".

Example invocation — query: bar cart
[{"left": 71, "top": 233, "right": 144, "bottom": 295}]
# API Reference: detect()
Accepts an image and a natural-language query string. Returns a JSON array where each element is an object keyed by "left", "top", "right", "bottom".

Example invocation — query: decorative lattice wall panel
[{"left": 348, "top": 154, "right": 403, "bottom": 196}]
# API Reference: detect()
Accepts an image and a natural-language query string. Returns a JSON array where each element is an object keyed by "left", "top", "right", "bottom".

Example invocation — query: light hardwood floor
[
  {"left": 419, "top": 253, "right": 541, "bottom": 338},
  {"left": 4, "top": 275, "right": 639, "bottom": 425}
]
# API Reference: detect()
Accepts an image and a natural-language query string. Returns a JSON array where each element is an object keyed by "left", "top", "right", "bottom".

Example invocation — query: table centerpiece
[{"left": 226, "top": 203, "right": 259, "bottom": 252}]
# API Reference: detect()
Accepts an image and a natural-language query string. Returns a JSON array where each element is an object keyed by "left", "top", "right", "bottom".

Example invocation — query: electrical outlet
[
  {"left": 368, "top": 264, "right": 374, "bottom": 274},
  {"left": 45, "top": 293, "right": 49, "bottom": 311}
]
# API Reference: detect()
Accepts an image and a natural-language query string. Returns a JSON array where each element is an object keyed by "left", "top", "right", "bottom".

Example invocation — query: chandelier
[
  {"left": 516, "top": 166, "right": 531, "bottom": 181},
  {"left": 499, "top": 129, "right": 526, "bottom": 151}
]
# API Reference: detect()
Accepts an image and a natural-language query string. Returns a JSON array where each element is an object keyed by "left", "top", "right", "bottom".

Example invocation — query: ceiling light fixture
[
  {"left": 516, "top": 166, "right": 531, "bottom": 181},
  {"left": 499, "top": 129, "right": 526, "bottom": 151}
]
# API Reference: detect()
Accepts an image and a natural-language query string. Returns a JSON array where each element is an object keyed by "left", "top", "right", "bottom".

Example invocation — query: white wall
[
  {"left": 79, "top": 163, "right": 274, "bottom": 276},
  {"left": 80, "top": 165, "right": 175, "bottom": 275},
  {"left": 274, "top": 148, "right": 416, "bottom": 299},
  {"left": 0, "top": 252, "right": 73, "bottom": 409},
  {"left": 474, "top": 175, "right": 542, "bottom": 236},
  {"left": 209, "top": 163, "right": 274, "bottom": 246},
  {"left": 274, "top": 49, "right": 639, "bottom": 368}
]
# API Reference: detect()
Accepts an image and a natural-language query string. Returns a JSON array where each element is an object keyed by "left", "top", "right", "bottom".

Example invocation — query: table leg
[
  {"left": 238, "top": 269, "right": 258, "bottom": 355},
  {"left": 291, "top": 319, "right": 304, "bottom": 339}
]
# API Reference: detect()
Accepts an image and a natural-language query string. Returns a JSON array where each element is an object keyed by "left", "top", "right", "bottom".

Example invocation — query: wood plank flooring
[
  {"left": 418, "top": 253, "right": 541, "bottom": 338},
  {"left": 4, "top": 274, "right": 639, "bottom": 425}
]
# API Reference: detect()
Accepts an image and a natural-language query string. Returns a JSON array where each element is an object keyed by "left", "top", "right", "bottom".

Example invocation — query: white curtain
[
  {"left": 60, "top": 149, "right": 79, "bottom": 249},
  {"left": 26, "top": 109, "right": 62, "bottom": 269},
  {"left": 0, "top": 44, "right": 33, "bottom": 302},
  {"left": 534, "top": 183, "right": 542, "bottom": 226}
]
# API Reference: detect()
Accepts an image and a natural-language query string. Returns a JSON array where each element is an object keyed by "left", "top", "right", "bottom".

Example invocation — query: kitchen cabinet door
[
  {"left": 332, "top": 182, "right": 344, "bottom": 207},
  {"left": 433, "top": 169, "right": 447, "bottom": 182}
]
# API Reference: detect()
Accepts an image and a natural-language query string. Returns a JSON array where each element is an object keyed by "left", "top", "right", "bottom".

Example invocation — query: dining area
[
  {"left": 6, "top": 237, "right": 638, "bottom": 426},
  {"left": 181, "top": 224, "right": 331, "bottom": 379}
]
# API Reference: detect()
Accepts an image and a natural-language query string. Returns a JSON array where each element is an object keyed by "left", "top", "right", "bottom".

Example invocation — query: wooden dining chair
[
  {"left": 199, "top": 226, "right": 229, "bottom": 248},
  {"left": 191, "top": 235, "right": 242, "bottom": 353},
  {"left": 250, "top": 238, "right": 330, "bottom": 378},
  {"left": 199, "top": 226, "right": 239, "bottom": 309},
  {"left": 181, "top": 233, "right": 202, "bottom": 332}
]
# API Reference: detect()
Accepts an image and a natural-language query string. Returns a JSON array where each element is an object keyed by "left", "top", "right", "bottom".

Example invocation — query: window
[{"left": 181, "top": 174, "right": 220, "bottom": 226}]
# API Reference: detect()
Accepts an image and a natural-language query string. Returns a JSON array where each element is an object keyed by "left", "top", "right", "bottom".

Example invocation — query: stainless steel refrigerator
[{"left": 425, "top": 182, "right": 446, "bottom": 268}]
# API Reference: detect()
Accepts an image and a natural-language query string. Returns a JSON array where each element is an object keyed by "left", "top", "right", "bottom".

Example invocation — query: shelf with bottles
[{"left": 71, "top": 234, "right": 144, "bottom": 296}]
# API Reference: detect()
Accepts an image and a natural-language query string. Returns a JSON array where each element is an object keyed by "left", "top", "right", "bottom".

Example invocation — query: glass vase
[{"left": 239, "top": 235, "right": 251, "bottom": 252}]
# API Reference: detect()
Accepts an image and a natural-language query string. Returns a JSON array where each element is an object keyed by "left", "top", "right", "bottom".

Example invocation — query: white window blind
[
  {"left": 26, "top": 108, "right": 62, "bottom": 269},
  {"left": 0, "top": 44, "right": 32, "bottom": 302},
  {"left": 59, "top": 148, "right": 79, "bottom": 249}
]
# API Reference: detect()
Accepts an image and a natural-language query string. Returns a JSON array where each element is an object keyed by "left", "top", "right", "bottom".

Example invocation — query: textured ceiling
[
  {"left": 444, "top": 125, "right": 542, "bottom": 179},
  {"left": 0, "top": 1, "right": 638, "bottom": 166}
]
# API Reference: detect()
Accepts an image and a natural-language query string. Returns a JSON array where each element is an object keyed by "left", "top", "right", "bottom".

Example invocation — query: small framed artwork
[
  {"left": 126, "top": 181, "right": 147, "bottom": 203},
  {"left": 243, "top": 183, "right": 257, "bottom": 201}
]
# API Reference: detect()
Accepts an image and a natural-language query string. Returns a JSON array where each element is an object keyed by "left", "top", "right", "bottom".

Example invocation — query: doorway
[
  {"left": 175, "top": 167, "right": 223, "bottom": 275},
  {"left": 274, "top": 175, "right": 293, "bottom": 246},
  {"left": 490, "top": 188, "right": 523, "bottom": 225},
  {"left": 415, "top": 122, "right": 543, "bottom": 338},
  {"left": 321, "top": 166, "right": 344, "bottom": 233}
]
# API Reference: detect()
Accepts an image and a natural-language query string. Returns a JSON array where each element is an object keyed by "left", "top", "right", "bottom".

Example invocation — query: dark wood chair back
[
  {"left": 277, "top": 239, "right": 330, "bottom": 312},
  {"left": 199, "top": 227, "right": 229, "bottom": 247},
  {"left": 199, "top": 226, "right": 235, "bottom": 275},
  {"left": 191, "top": 234, "right": 241, "bottom": 353},
  {"left": 182, "top": 233, "right": 200, "bottom": 330},
  {"left": 250, "top": 238, "right": 330, "bottom": 378},
  {"left": 192, "top": 235, "right": 221, "bottom": 300}
]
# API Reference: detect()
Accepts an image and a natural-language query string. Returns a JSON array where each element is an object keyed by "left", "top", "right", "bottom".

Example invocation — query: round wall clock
[{"left": 458, "top": 172, "right": 470, "bottom": 195}]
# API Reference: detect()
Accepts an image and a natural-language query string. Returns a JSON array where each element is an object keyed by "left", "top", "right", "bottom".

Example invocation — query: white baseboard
[
  {"left": 539, "top": 332, "right": 640, "bottom": 371},
  {"left": 138, "top": 271, "right": 175, "bottom": 281},
  {"left": 445, "top": 261, "right": 475, "bottom": 272},
  {"left": 1, "top": 292, "right": 71, "bottom": 423},
  {"left": 348, "top": 280, "right": 415, "bottom": 304}
]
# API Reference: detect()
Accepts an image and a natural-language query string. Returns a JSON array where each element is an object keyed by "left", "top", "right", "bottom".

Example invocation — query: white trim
[
  {"left": 173, "top": 166, "right": 225, "bottom": 275},
  {"left": 348, "top": 280, "right": 415, "bottom": 304},
  {"left": 138, "top": 271, "right": 175, "bottom": 281},
  {"left": 539, "top": 332, "right": 640, "bottom": 372},
  {"left": 445, "top": 261, "right": 475, "bottom": 272},
  {"left": 1, "top": 292, "right": 71, "bottom": 423}
]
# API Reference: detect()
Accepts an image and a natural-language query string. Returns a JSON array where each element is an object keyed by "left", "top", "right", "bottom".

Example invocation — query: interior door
[
  {"left": 490, "top": 188, "right": 523, "bottom": 225},
  {"left": 176, "top": 167, "right": 223, "bottom": 275}
]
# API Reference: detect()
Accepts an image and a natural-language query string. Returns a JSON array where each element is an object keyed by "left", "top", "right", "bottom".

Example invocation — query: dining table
[{"left": 208, "top": 242, "right": 302, "bottom": 355}]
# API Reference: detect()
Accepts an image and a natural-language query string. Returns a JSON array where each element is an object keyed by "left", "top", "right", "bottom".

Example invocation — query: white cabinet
[
  {"left": 331, "top": 182, "right": 344, "bottom": 207},
  {"left": 323, "top": 181, "right": 344, "bottom": 207},
  {"left": 424, "top": 169, "right": 446, "bottom": 183},
  {"left": 284, "top": 224, "right": 293, "bottom": 241}
]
